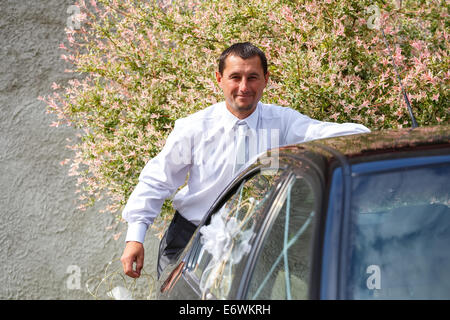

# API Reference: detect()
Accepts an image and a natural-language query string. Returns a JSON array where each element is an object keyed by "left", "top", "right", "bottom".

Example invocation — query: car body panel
[{"left": 157, "top": 125, "right": 450, "bottom": 300}]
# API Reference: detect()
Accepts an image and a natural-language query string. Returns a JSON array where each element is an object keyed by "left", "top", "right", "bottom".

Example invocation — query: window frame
[
  {"left": 240, "top": 172, "right": 297, "bottom": 299},
  {"left": 179, "top": 165, "right": 290, "bottom": 299},
  {"left": 341, "top": 153, "right": 450, "bottom": 299},
  {"left": 240, "top": 161, "right": 325, "bottom": 299}
]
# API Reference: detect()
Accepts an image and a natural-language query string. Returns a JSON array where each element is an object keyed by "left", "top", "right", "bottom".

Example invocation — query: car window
[
  {"left": 192, "top": 169, "right": 284, "bottom": 299},
  {"left": 348, "top": 162, "right": 450, "bottom": 299},
  {"left": 247, "top": 174, "right": 317, "bottom": 300}
]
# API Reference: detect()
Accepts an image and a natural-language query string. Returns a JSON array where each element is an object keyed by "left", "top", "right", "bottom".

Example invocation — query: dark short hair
[{"left": 218, "top": 42, "right": 268, "bottom": 75}]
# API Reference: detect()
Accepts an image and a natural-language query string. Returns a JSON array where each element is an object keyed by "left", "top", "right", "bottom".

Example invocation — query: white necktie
[{"left": 234, "top": 121, "right": 248, "bottom": 175}]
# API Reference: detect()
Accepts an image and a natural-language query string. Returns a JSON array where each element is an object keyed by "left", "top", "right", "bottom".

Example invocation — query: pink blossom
[
  {"left": 67, "top": 33, "right": 75, "bottom": 44},
  {"left": 360, "top": 100, "right": 369, "bottom": 109},
  {"left": 281, "top": 6, "right": 295, "bottom": 24},
  {"left": 60, "top": 159, "right": 71, "bottom": 166},
  {"left": 389, "top": 46, "right": 405, "bottom": 67},
  {"left": 411, "top": 40, "right": 422, "bottom": 51},
  {"left": 335, "top": 22, "right": 345, "bottom": 37},
  {"left": 330, "top": 112, "right": 340, "bottom": 121}
]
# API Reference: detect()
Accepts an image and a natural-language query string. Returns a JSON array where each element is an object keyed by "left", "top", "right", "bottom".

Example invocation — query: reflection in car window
[
  {"left": 194, "top": 170, "right": 283, "bottom": 299},
  {"left": 247, "top": 175, "right": 316, "bottom": 300},
  {"left": 348, "top": 163, "right": 450, "bottom": 299}
]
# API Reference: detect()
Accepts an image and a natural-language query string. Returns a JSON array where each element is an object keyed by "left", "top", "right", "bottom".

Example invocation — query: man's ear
[
  {"left": 215, "top": 71, "right": 222, "bottom": 84},
  {"left": 215, "top": 71, "right": 223, "bottom": 89},
  {"left": 264, "top": 71, "right": 270, "bottom": 86}
]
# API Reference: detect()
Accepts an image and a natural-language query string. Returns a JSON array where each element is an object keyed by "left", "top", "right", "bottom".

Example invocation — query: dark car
[{"left": 157, "top": 125, "right": 450, "bottom": 300}]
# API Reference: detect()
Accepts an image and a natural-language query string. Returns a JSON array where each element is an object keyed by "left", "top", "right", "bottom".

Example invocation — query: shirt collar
[{"left": 221, "top": 101, "right": 260, "bottom": 132}]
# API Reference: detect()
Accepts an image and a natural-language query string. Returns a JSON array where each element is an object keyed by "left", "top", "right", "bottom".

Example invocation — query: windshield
[{"left": 347, "top": 159, "right": 450, "bottom": 299}]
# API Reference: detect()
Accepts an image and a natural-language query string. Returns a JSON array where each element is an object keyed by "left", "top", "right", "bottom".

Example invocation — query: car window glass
[
  {"left": 247, "top": 175, "right": 316, "bottom": 300},
  {"left": 348, "top": 163, "right": 450, "bottom": 299},
  {"left": 193, "top": 169, "right": 283, "bottom": 299}
]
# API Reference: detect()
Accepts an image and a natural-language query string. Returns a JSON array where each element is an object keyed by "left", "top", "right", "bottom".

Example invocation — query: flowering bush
[{"left": 40, "top": 0, "right": 449, "bottom": 226}]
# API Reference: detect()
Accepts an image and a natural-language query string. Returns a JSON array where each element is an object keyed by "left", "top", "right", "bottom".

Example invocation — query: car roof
[{"left": 274, "top": 125, "right": 450, "bottom": 165}]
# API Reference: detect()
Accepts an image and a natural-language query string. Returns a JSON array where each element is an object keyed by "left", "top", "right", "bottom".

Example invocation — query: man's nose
[{"left": 239, "top": 78, "right": 250, "bottom": 92}]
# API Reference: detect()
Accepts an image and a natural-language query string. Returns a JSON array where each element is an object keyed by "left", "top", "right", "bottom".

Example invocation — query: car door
[
  {"left": 159, "top": 151, "right": 328, "bottom": 300},
  {"left": 342, "top": 153, "right": 450, "bottom": 299},
  {"left": 159, "top": 165, "right": 288, "bottom": 299},
  {"left": 243, "top": 161, "right": 325, "bottom": 300}
]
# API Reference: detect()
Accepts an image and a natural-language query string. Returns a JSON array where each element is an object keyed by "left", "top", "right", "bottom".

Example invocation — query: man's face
[{"left": 216, "top": 55, "right": 269, "bottom": 119}]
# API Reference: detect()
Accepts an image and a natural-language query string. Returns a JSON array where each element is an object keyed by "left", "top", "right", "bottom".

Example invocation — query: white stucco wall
[{"left": 0, "top": 0, "right": 159, "bottom": 299}]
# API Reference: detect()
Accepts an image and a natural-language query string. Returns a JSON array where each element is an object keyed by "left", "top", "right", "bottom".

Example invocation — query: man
[{"left": 120, "top": 42, "right": 369, "bottom": 279}]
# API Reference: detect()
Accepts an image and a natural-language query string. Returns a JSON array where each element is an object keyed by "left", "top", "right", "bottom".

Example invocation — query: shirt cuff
[{"left": 125, "top": 222, "right": 148, "bottom": 243}]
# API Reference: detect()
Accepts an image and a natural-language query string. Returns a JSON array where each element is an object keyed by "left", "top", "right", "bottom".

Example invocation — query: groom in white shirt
[{"left": 120, "top": 42, "right": 370, "bottom": 279}]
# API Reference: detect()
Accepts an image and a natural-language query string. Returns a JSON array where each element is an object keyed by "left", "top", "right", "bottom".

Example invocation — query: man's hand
[{"left": 121, "top": 241, "right": 144, "bottom": 278}]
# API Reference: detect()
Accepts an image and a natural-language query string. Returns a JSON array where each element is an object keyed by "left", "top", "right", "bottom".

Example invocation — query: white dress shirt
[{"left": 122, "top": 101, "right": 370, "bottom": 243}]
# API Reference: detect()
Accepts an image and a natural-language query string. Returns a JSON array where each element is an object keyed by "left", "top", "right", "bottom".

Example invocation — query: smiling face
[{"left": 216, "top": 55, "right": 269, "bottom": 119}]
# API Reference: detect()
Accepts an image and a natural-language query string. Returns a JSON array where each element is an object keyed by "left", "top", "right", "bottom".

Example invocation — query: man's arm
[
  {"left": 120, "top": 119, "right": 192, "bottom": 278},
  {"left": 284, "top": 108, "right": 370, "bottom": 145}
]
